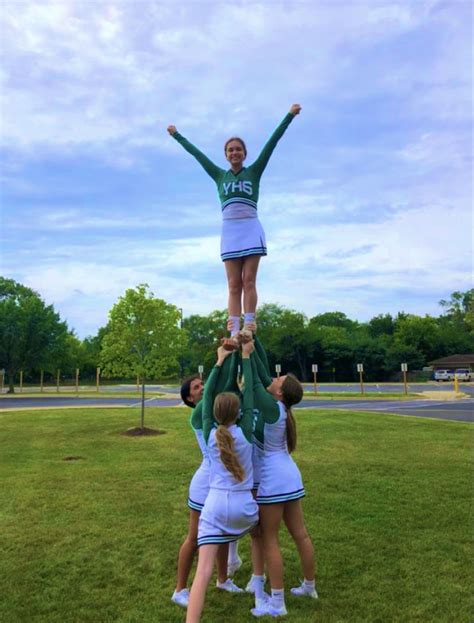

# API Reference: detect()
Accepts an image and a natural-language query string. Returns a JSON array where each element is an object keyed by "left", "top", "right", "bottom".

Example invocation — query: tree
[
  {"left": 100, "top": 284, "right": 184, "bottom": 431},
  {"left": 0, "top": 277, "right": 69, "bottom": 392},
  {"left": 439, "top": 289, "right": 474, "bottom": 333}
]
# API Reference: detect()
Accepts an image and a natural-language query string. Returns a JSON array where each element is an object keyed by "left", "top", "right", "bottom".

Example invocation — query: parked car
[
  {"left": 454, "top": 368, "right": 472, "bottom": 382},
  {"left": 434, "top": 369, "right": 455, "bottom": 382}
]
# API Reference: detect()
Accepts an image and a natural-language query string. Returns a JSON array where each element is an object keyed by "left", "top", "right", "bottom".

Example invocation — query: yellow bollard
[{"left": 454, "top": 374, "right": 459, "bottom": 393}]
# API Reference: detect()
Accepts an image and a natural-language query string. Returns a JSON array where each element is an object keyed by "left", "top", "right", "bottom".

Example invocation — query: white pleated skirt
[{"left": 220, "top": 217, "right": 267, "bottom": 261}]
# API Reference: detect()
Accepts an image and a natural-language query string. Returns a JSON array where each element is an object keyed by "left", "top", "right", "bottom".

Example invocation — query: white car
[
  {"left": 434, "top": 369, "right": 454, "bottom": 382},
  {"left": 454, "top": 368, "right": 472, "bottom": 382}
]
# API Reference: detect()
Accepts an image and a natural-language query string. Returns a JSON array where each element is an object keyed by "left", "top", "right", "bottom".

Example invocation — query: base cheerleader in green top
[{"left": 167, "top": 104, "right": 301, "bottom": 341}]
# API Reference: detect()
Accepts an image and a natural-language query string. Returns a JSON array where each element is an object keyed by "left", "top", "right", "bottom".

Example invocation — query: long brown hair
[
  {"left": 281, "top": 374, "right": 303, "bottom": 454},
  {"left": 213, "top": 393, "right": 245, "bottom": 482}
]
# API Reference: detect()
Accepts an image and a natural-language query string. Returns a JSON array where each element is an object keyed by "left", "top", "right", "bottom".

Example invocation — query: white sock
[
  {"left": 271, "top": 588, "right": 285, "bottom": 608},
  {"left": 252, "top": 575, "right": 265, "bottom": 600},
  {"left": 229, "top": 316, "right": 240, "bottom": 337},
  {"left": 244, "top": 312, "right": 255, "bottom": 326},
  {"left": 228, "top": 540, "right": 239, "bottom": 563},
  {"left": 303, "top": 579, "right": 315, "bottom": 590}
]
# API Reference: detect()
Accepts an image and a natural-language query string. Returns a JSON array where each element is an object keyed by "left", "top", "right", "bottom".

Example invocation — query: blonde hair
[
  {"left": 281, "top": 374, "right": 303, "bottom": 454},
  {"left": 213, "top": 393, "right": 245, "bottom": 482}
]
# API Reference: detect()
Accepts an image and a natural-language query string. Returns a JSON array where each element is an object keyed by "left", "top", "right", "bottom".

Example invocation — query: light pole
[{"left": 179, "top": 308, "right": 184, "bottom": 382}]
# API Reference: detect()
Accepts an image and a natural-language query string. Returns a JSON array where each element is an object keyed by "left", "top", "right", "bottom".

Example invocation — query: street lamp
[{"left": 178, "top": 308, "right": 184, "bottom": 381}]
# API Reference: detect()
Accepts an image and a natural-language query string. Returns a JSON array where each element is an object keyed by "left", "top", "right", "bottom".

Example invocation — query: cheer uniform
[
  {"left": 197, "top": 357, "right": 258, "bottom": 546},
  {"left": 187, "top": 353, "right": 240, "bottom": 512},
  {"left": 172, "top": 113, "right": 296, "bottom": 261},
  {"left": 250, "top": 349, "right": 305, "bottom": 505}
]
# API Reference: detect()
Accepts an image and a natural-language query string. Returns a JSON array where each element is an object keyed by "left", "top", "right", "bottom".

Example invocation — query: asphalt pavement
[{"left": 1, "top": 394, "right": 472, "bottom": 422}]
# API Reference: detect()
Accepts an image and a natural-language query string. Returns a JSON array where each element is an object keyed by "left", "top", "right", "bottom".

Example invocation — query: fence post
[
  {"left": 357, "top": 363, "right": 364, "bottom": 395},
  {"left": 56, "top": 369, "right": 60, "bottom": 393}
]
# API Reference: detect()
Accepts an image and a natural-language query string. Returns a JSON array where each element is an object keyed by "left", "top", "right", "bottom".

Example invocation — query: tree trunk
[
  {"left": 7, "top": 369, "right": 15, "bottom": 394},
  {"left": 140, "top": 380, "right": 145, "bottom": 430}
]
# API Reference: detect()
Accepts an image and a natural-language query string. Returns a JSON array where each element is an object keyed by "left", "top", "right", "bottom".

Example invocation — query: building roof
[{"left": 429, "top": 354, "right": 474, "bottom": 366}]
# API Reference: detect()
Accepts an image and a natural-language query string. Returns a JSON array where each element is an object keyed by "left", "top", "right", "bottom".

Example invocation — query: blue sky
[{"left": 1, "top": 1, "right": 472, "bottom": 338}]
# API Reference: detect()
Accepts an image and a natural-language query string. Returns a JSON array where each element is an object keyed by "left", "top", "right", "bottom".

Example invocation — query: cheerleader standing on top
[
  {"left": 167, "top": 104, "right": 302, "bottom": 344},
  {"left": 186, "top": 341, "right": 258, "bottom": 623}
]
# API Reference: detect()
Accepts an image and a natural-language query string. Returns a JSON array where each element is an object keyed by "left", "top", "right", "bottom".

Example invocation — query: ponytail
[
  {"left": 285, "top": 408, "right": 297, "bottom": 454},
  {"left": 215, "top": 425, "right": 245, "bottom": 482},
  {"left": 213, "top": 392, "right": 245, "bottom": 481},
  {"left": 281, "top": 373, "right": 303, "bottom": 454}
]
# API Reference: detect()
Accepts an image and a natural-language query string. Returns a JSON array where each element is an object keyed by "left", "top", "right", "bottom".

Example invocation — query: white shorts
[
  {"left": 256, "top": 452, "right": 305, "bottom": 505},
  {"left": 187, "top": 459, "right": 210, "bottom": 512},
  {"left": 221, "top": 217, "right": 267, "bottom": 261},
  {"left": 197, "top": 488, "right": 259, "bottom": 546}
]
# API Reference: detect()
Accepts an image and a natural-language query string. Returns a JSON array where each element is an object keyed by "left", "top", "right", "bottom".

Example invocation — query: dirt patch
[
  {"left": 122, "top": 427, "right": 166, "bottom": 437},
  {"left": 416, "top": 391, "right": 468, "bottom": 400},
  {"left": 63, "top": 456, "right": 85, "bottom": 461}
]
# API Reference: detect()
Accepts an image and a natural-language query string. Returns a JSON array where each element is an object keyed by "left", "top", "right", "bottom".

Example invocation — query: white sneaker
[
  {"left": 227, "top": 555, "right": 242, "bottom": 577},
  {"left": 251, "top": 600, "right": 287, "bottom": 617},
  {"left": 171, "top": 588, "right": 189, "bottom": 608},
  {"left": 216, "top": 578, "right": 244, "bottom": 593},
  {"left": 290, "top": 580, "right": 318, "bottom": 599}
]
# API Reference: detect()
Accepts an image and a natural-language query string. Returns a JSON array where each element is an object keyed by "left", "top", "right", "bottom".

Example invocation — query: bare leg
[
  {"left": 242, "top": 255, "right": 261, "bottom": 315},
  {"left": 176, "top": 509, "right": 200, "bottom": 591},
  {"left": 224, "top": 258, "right": 244, "bottom": 317},
  {"left": 259, "top": 503, "right": 285, "bottom": 589},
  {"left": 283, "top": 500, "right": 315, "bottom": 581},
  {"left": 186, "top": 544, "right": 219, "bottom": 623},
  {"left": 216, "top": 542, "right": 229, "bottom": 584},
  {"left": 250, "top": 525, "right": 265, "bottom": 576}
]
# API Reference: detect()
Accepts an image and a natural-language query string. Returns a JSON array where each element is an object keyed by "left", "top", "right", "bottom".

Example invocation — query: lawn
[{"left": 0, "top": 407, "right": 471, "bottom": 622}]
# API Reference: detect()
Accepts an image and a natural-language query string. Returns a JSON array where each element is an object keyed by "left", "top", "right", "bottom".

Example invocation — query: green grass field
[{"left": 0, "top": 407, "right": 472, "bottom": 622}]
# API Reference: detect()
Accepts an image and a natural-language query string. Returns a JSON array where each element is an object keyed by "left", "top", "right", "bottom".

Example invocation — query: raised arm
[
  {"left": 202, "top": 347, "right": 232, "bottom": 442},
  {"left": 168, "top": 125, "right": 223, "bottom": 182},
  {"left": 249, "top": 104, "right": 301, "bottom": 177},
  {"left": 250, "top": 353, "right": 279, "bottom": 424},
  {"left": 239, "top": 341, "right": 255, "bottom": 442},
  {"left": 254, "top": 336, "right": 272, "bottom": 386}
]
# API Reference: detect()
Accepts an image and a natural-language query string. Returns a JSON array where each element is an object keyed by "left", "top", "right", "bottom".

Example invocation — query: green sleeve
[
  {"left": 239, "top": 358, "right": 254, "bottom": 442},
  {"left": 202, "top": 364, "right": 222, "bottom": 443},
  {"left": 250, "top": 354, "right": 279, "bottom": 424},
  {"left": 220, "top": 352, "right": 241, "bottom": 394},
  {"left": 190, "top": 400, "right": 203, "bottom": 431},
  {"left": 254, "top": 335, "right": 271, "bottom": 379},
  {"left": 172, "top": 132, "right": 224, "bottom": 182},
  {"left": 249, "top": 113, "right": 295, "bottom": 177},
  {"left": 254, "top": 339, "right": 272, "bottom": 388}
]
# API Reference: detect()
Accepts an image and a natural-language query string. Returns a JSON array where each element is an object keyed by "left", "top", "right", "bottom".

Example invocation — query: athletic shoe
[
  {"left": 290, "top": 581, "right": 318, "bottom": 599},
  {"left": 246, "top": 574, "right": 266, "bottom": 593},
  {"left": 171, "top": 588, "right": 189, "bottom": 608},
  {"left": 216, "top": 578, "right": 244, "bottom": 593},
  {"left": 251, "top": 600, "right": 287, "bottom": 617},
  {"left": 227, "top": 555, "right": 242, "bottom": 577}
]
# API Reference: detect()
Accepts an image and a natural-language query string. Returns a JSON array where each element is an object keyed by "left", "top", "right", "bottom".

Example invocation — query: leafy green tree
[
  {"left": 439, "top": 289, "right": 474, "bottom": 331},
  {"left": 0, "top": 277, "right": 69, "bottom": 392},
  {"left": 181, "top": 310, "right": 227, "bottom": 377},
  {"left": 100, "top": 284, "right": 184, "bottom": 430}
]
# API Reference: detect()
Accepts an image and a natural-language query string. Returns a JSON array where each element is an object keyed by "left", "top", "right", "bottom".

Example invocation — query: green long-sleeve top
[
  {"left": 202, "top": 357, "right": 254, "bottom": 444},
  {"left": 171, "top": 113, "right": 296, "bottom": 215},
  {"left": 190, "top": 352, "right": 240, "bottom": 433}
]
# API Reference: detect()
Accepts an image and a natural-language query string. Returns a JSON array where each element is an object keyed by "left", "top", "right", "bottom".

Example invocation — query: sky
[{"left": 1, "top": 0, "right": 472, "bottom": 339}]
